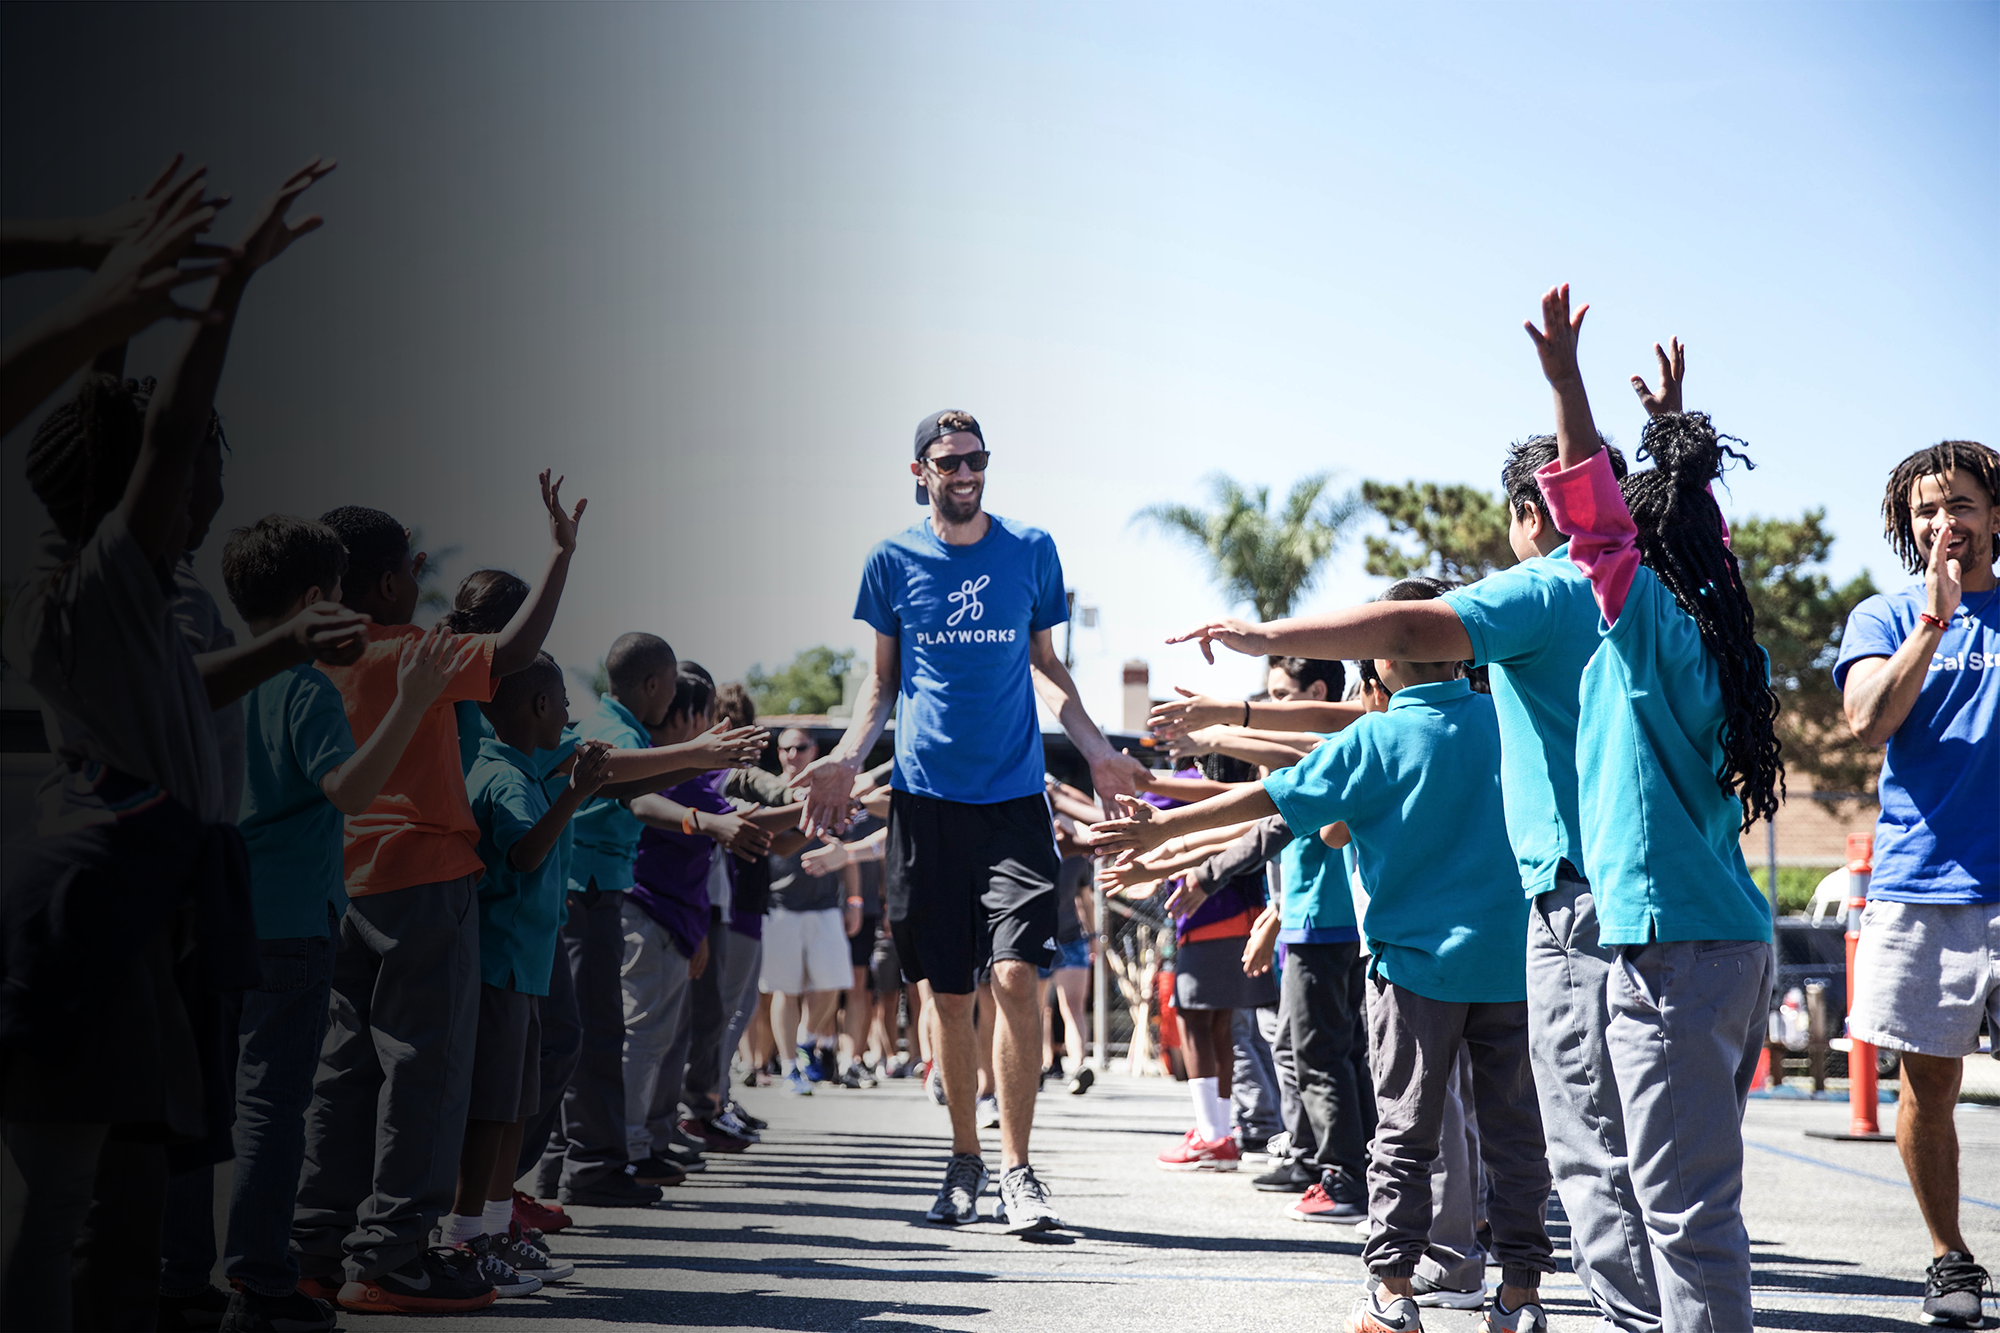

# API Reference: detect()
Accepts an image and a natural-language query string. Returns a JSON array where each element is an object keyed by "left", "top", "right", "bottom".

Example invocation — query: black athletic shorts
[
  {"left": 885, "top": 788, "right": 1061, "bottom": 996},
  {"left": 848, "top": 916, "right": 879, "bottom": 970}
]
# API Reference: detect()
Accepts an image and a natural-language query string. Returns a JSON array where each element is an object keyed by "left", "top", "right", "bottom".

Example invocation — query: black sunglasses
[{"left": 925, "top": 450, "right": 990, "bottom": 475}]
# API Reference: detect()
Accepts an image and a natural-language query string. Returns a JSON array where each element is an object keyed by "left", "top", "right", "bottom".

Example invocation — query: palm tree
[{"left": 1133, "top": 472, "right": 1362, "bottom": 622}]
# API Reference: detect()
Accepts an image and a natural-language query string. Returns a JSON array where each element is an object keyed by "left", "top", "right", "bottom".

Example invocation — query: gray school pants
[
  {"left": 1413, "top": 1044, "right": 1487, "bottom": 1291},
  {"left": 516, "top": 934, "right": 583, "bottom": 1181},
  {"left": 1282, "top": 942, "right": 1372, "bottom": 1195},
  {"left": 681, "top": 909, "right": 730, "bottom": 1120},
  {"left": 1608, "top": 937, "right": 1772, "bottom": 1333},
  {"left": 717, "top": 928, "right": 765, "bottom": 1100},
  {"left": 1262, "top": 999, "right": 1306, "bottom": 1158},
  {"left": 292, "top": 875, "right": 482, "bottom": 1284},
  {"left": 1361, "top": 976, "right": 1551, "bottom": 1292},
  {"left": 1527, "top": 878, "right": 1662, "bottom": 1332},
  {"left": 1230, "top": 1006, "right": 1284, "bottom": 1142},
  {"left": 620, "top": 906, "right": 692, "bottom": 1163},
  {"left": 538, "top": 887, "right": 630, "bottom": 1194}
]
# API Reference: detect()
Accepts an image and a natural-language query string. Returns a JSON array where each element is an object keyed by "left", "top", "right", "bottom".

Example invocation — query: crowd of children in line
[{"left": 1, "top": 156, "right": 1993, "bottom": 1333}]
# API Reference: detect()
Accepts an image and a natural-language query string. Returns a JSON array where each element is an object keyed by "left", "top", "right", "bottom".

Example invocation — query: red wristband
[{"left": 1919, "top": 612, "right": 1948, "bottom": 630}]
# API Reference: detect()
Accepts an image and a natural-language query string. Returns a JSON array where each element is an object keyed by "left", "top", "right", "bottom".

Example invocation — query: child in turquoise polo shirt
[
  {"left": 1092, "top": 579, "right": 1554, "bottom": 1333},
  {"left": 445, "top": 653, "right": 610, "bottom": 1290},
  {"left": 219, "top": 515, "right": 472, "bottom": 1329},
  {"left": 1526, "top": 283, "right": 1779, "bottom": 1333}
]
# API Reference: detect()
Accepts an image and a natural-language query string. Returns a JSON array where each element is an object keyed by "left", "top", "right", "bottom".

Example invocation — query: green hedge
[{"left": 1753, "top": 865, "right": 1844, "bottom": 916}]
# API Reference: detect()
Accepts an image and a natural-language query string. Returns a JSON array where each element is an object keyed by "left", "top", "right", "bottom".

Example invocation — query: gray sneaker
[
  {"left": 924, "top": 1152, "right": 988, "bottom": 1225},
  {"left": 994, "top": 1163, "right": 1061, "bottom": 1235},
  {"left": 490, "top": 1230, "right": 574, "bottom": 1284}
]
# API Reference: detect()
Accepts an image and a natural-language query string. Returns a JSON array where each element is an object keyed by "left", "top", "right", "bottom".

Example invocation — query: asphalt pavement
[{"left": 347, "top": 1063, "right": 2000, "bottom": 1332}]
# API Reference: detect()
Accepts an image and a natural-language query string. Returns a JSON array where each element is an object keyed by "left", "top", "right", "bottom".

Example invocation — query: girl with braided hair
[{"left": 1525, "top": 284, "right": 1778, "bottom": 1333}]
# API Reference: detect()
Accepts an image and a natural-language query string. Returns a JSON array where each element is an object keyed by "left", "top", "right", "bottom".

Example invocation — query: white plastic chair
[{"left": 1807, "top": 868, "right": 1849, "bottom": 924}]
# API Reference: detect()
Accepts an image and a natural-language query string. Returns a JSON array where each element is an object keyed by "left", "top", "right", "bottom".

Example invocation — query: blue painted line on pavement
[{"left": 1744, "top": 1138, "right": 2000, "bottom": 1212}]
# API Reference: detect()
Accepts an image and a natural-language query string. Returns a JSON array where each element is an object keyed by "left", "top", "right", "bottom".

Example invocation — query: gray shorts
[
  {"left": 1848, "top": 899, "right": 2000, "bottom": 1060},
  {"left": 469, "top": 984, "right": 542, "bottom": 1121}
]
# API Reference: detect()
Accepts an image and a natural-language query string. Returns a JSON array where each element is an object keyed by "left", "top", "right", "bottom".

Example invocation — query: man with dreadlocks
[
  {"left": 1835, "top": 439, "right": 1999, "bottom": 1330},
  {"left": 1526, "top": 284, "right": 1780, "bottom": 1333}
]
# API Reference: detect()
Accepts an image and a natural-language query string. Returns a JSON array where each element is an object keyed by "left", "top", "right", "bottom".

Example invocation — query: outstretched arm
[
  {"left": 1031, "top": 629, "right": 1151, "bottom": 804},
  {"left": 1167, "top": 600, "right": 1472, "bottom": 670},
  {"left": 1150, "top": 688, "right": 1366, "bottom": 738},
  {"left": 1522, "top": 282, "right": 1601, "bottom": 473},
  {"left": 491, "top": 470, "right": 585, "bottom": 677},
  {"left": 1085, "top": 785, "right": 1280, "bottom": 858},
  {"left": 794, "top": 631, "right": 898, "bottom": 836}
]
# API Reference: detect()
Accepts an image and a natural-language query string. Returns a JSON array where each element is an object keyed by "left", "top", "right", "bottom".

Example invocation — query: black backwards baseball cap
[{"left": 912, "top": 409, "right": 984, "bottom": 504}]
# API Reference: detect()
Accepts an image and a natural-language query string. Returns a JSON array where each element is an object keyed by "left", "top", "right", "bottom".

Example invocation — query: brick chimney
[{"left": 1122, "top": 659, "right": 1151, "bottom": 733}]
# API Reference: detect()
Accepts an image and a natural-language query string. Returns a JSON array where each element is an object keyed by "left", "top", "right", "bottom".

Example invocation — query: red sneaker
[
  {"left": 295, "top": 1274, "right": 342, "bottom": 1303},
  {"left": 1286, "top": 1180, "right": 1367, "bottom": 1223},
  {"left": 1155, "top": 1128, "right": 1242, "bottom": 1172},
  {"left": 513, "top": 1189, "right": 572, "bottom": 1234}
]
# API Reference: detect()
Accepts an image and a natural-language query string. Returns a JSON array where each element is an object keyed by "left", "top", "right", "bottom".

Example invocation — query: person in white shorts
[
  {"left": 1836, "top": 439, "right": 1999, "bottom": 1332},
  {"left": 760, "top": 729, "right": 855, "bottom": 1094}
]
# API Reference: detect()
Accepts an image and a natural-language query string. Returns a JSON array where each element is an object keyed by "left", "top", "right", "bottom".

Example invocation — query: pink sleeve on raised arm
[{"left": 1537, "top": 451, "right": 1639, "bottom": 627}]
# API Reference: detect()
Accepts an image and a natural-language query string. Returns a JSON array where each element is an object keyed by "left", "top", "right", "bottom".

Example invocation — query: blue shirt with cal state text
[
  {"left": 854, "top": 515, "right": 1068, "bottom": 805},
  {"left": 1834, "top": 584, "right": 1998, "bottom": 905}
]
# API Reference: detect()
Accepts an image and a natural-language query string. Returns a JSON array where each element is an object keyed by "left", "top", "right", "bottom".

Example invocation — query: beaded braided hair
[{"left": 1622, "top": 412, "right": 1783, "bottom": 830}]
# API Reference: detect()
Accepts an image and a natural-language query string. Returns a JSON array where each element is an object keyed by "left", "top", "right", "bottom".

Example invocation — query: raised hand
[
  {"left": 1148, "top": 686, "right": 1233, "bottom": 739},
  {"left": 1163, "top": 877, "right": 1209, "bottom": 918},
  {"left": 288, "top": 599, "right": 372, "bottom": 666},
  {"left": 1083, "top": 793, "right": 1165, "bottom": 857},
  {"left": 686, "top": 721, "right": 770, "bottom": 770},
  {"left": 1164, "top": 617, "right": 1272, "bottom": 665},
  {"left": 569, "top": 739, "right": 614, "bottom": 798},
  {"left": 74, "top": 164, "right": 230, "bottom": 336},
  {"left": 540, "top": 470, "right": 586, "bottom": 554},
  {"left": 799, "top": 841, "right": 851, "bottom": 877},
  {"left": 1097, "top": 852, "right": 1164, "bottom": 896},
  {"left": 1523, "top": 282, "right": 1588, "bottom": 388},
  {"left": 1090, "top": 749, "right": 1152, "bottom": 804},
  {"left": 1926, "top": 513, "right": 1964, "bottom": 627},
  {"left": 793, "top": 755, "right": 861, "bottom": 838},
  {"left": 227, "top": 157, "right": 336, "bottom": 276},
  {"left": 1631, "top": 338, "right": 1686, "bottom": 418},
  {"left": 394, "top": 623, "right": 482, "bottom": 708},
  {"left": 705, "top": 809, "right": 773, "bottom": 857}
]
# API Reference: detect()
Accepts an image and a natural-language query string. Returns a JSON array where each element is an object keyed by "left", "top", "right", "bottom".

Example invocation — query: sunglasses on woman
[{"left": 925, "top": 450, "right": 990, "bottom": 475}]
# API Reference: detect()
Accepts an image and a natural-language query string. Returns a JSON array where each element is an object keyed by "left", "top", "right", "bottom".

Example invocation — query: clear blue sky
[{"left": 4, "top": 2, "right": 1993, "bottom": 723}]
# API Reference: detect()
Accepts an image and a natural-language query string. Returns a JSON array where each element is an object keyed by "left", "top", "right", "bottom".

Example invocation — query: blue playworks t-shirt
[
  {"left": 1573, "top": 568, "right": 1772, "bottom": 945},
  {"left": 854, "top": 515, "right": 1068, "bottom": 805},
  {"left": 1834, "top": 584, "right": 1998, "bottom": 904},
  {"left": 1263, "top": 679, "right": 1525, "bottom": 1003},
  {"left": 1441, "top": 545, "right": 1598, "bottom": 899},
  {"left": 239, "top": 663, "right": 358, "bottom": 939},
  {"left": 568, "top": 694, "right": 652, "bottom": 894},
  {"left": 468, "top": 735, "right": 572, "bottom": 995}
]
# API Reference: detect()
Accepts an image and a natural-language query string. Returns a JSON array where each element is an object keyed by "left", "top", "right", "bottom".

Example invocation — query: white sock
[
  {"left": 1210, "top": 1088, "right": 1235, "bottom": 1144},
  {"left": 440, "top": 1212, "right": 484, "bottom": 1245},
  {"left": 1189, "top": 1077, "right": 1224, "bottom": 1141},
  {"left": 482, "top": 1198, "right": 513, "bottom": 1237}
]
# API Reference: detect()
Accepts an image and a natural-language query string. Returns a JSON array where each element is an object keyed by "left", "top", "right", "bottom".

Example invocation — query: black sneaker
[
  {"left": 1252, "top": 1160, "right": 1314, "bottom": 1193},
  {"left": 218, "top": 1288, "right": 337, "bottom": 1333},
  {"left": 1068, "top": 1066, "right": 1094, "bottom": 1096},
  {"left": 632, "top": 1153, "right": 690, "bottom": 1186},
  {"left": 160, "top": 1286, "right": 232, "bottom": 1331},
  {"left": 664, "top": 1139, "right": 707, "bottom": 1172},
  {"left": 726, "top": 1101, "right": 768, "bottom": 1132},
  {"left": 560, "top": 1169, "right": 666, "bottom": 1206},
  {"left": 1921, "top": 1250, "right": 1990, "bottom": 1328},
  {"left": 459, "top": 1234, "right": 542, "bottom": 1298},
  {"left": 337, "top": 1247, "right": 496, "bottom": 1313},
  {"left": 925, "top": 1152, "right": 989, "bottom": 1225}
]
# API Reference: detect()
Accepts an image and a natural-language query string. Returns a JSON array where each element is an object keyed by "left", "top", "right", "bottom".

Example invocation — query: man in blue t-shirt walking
[
  {"left": 1837, "top": 440, "right": 2000, "bottom": 1332},
  {"left": 795, "top": 409, "right": 1148, "bottom": 1235}
]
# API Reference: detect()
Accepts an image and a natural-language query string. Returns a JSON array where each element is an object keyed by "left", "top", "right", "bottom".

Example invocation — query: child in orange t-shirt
[{"left": 293, "top": 472, "right": 586, "bottom": 1313}]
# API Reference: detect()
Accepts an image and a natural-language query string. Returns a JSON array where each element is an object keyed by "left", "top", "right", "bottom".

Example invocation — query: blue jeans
[{"left": 224, "top": 929, "right": 335, "bottom": 1297}]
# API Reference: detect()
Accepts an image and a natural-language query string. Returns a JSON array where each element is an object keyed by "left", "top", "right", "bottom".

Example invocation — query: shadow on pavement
[{"left": 481, "top": 1287, "right": 993, "bottom": 1329}]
